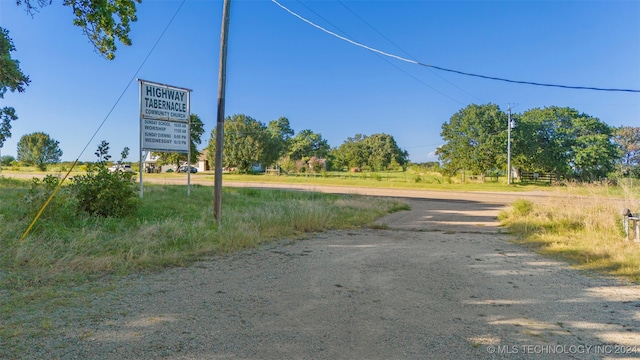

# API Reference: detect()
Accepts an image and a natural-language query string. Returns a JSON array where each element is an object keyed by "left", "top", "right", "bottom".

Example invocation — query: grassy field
[
  {"left": 0, "top": 167, "right": 570, "bottom": 193},
  {"left": 0, "top": 176, "right": 407, "bottom": 347},
  {"left": 499, "top": 180, "right": 640, "bottom": 282}
]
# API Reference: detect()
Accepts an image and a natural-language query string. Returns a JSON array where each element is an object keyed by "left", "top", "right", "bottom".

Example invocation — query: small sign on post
[{"left": 138, "top": 79, "right": 192, "bottom": 197}]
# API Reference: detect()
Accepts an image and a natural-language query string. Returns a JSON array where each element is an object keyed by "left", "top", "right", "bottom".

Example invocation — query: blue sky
[{"left": 1, "top": 0, "right": 639, "bottom": 163}]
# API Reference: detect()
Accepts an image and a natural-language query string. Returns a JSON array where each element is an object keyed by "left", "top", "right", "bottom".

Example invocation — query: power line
[
  {"left": 336, "top": 0, "right": 485, "bottom": 103},
  {"left": 293, "top": 0, "right": 466, "bottom": 105},
  {"left": 75, "top": 0, "right": 188, "bottom": 162},
  {"left": 272, "top": 0, "right": 640, "bottom": 94}
]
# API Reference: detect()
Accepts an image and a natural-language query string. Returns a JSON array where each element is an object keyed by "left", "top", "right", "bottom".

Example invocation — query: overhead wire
[
  {"left": 292, "top": 0, "right": 466, "bottom": 105},
  {"left": 20, "top": 0, "right": 188, "bottom": 242},
  {"left": 272, "top": 0, "right": 640, "bottom": 93},
  {"left": 336, "top": 0, "right": 485, "bottom": 103}
]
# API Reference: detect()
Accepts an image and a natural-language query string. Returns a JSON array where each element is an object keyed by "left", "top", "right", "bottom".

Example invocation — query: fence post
[
  {"left": 625, "top": 217, "right": 630, "bottom": 240},
  {"left": 622, "top": 209, "right": 631, "bottom": 241}
]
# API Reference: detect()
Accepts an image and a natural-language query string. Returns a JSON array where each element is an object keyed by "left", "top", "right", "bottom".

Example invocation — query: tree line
[
  {"left": 437, "top": 104, "right": 640, "bottom": 181},
  {"left": 205, "top": 114, "right": 409, "bottom": 174},
  {"left": 5, "top": 105, "right": 639, "bottom": 182},
  {"left": 2, "top": 2, "right": 638, "bottom": 181}
]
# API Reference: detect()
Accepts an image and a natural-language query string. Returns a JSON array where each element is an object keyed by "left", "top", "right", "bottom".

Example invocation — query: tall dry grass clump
[
  {"left": 499, "top": 180, "right": 640, "bottom": 281},
  {"left": 1, "top": 182, "right": 406, "bottom": 277}
]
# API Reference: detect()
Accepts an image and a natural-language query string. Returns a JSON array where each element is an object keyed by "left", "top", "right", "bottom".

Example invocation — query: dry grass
[{"left": 499, "top": 181, "right": 640, "bottom": 281}]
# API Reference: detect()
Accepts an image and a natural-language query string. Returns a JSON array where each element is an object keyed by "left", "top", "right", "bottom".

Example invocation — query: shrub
[
  {"left": 70, "top": 141, "right": 140, "bottom": 217},
  {"left": 512, "top": 199, "right": 534, "bottom": 217},
  {"left": 21, "top": 174, "right": 76, "bottom": 222}
]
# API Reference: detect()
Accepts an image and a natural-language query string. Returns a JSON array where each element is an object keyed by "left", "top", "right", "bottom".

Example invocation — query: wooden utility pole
[
  {"left": 214, "top": 0, "right": 231, "bottom": 223},
  {"left": 507, "top": 104, "right": 513, "bottom": 185}
]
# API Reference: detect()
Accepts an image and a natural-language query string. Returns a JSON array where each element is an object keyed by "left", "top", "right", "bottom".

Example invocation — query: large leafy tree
[
  {"left": 613, "top": 126, "right": 640, "bottom": 176},
  {"left": 511, "top": 107, "right": 575, "bottom": 176},
  {"left": 512, "top": 107, "right": 617, "bottom": 180},
  {"left": 288, "top": 129, "right": 330, "bottom": 161},
  {"left": 437, "top": 103, "right": 507, "bottom": 178},
  {"left": 153, "top": 114, "right": 205, "bottom": 169},
  {"left": 333, "top": 134, "right": 367, "bottom": 170},
  {"left": 206, "top": 114, "right": 273, "bottom": 173},
  {"left": 17, "top": 132, "right": 63, "bottom": 170},
  {"left": 571, "top": 115, "right": 617, "bottom": 180},
  {"left": 364, "top": 133, "right": 408, "bottom": 171},
  {"left": 333, "top": 133, "right": 408, "bottom": 171},
  {"left": 17, "top": 0, "right": 140, "bottom": 60},
  {"left": 0, "top": 28, "right": 30, "bottom": 151},
  {"left": 267, "top": 116, "right": 294, "bottom": 163}
]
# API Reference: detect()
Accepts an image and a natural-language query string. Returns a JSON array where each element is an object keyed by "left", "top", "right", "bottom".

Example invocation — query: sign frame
[{"left": 138, "top": 79, "right": 192, "bottom": 198}]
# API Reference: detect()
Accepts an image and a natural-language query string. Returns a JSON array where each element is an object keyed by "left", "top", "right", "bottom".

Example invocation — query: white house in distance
[
  {"left": 142, "top": 152, "right": 163, "bottom": 173},
  {"left": 143, "top": 150, "right": 210, "bottom": 173},
  {"left": 196, "top": 149, "right": 210, "bottom": 172}
]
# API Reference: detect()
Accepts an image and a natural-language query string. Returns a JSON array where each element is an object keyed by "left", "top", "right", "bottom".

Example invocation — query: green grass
[
  {"left": 136, "top": 170, "right": 558, "bottom": 193},
  {"left": 0, "top": 176, "right": 407, "bottom": 352},
  {"left": 499, "top": 181, "right": 640, "bottom": 282}
]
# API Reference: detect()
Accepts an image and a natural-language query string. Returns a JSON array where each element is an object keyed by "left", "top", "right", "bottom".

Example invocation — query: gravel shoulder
[{"left": 8, "top": 182, "right": 640, "bottom": 359}]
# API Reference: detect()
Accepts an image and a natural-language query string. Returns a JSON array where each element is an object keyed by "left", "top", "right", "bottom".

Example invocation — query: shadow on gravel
[
  {"left": 465, "top": 247, "right": 640, "bottom": 358},
  {"left": 378, "top": 198, "right": 507, "bottom": 234}
]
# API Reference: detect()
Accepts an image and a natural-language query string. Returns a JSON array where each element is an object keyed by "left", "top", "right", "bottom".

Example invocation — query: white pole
[
  {"left": 139, "top": 81, "right": 144, "bottom": 198},
  {"left": 187, "top": 112, "right": 191, "bottom": 196}
]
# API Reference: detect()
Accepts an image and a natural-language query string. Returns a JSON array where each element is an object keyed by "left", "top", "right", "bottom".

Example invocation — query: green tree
[
  {"left": 17, "top": 132, "right": 63, "bottom": 170},
  {"left": 571, "top": 115, "right": 617, "bottom": 180},
  {"left": 4, "top": 1, "right": 138, "bottom": 166},
  {"left": 512, "top": 107, "right": 617, "bottom": 180},
  {"left": 6, "top": 0, "right": 139, "bottom": 145},
  {"left": 437, "top": 103, "right": 507, "bottom": 179},
  {"left": 17, "top": 0, "right": 140, "bottom": 60},
  {"left": 153, "top": 114, "right": 205, "bottom": 169},
  {"left": 206, "top": 114, "right": 273, "bottom": 173},
  {"left": 333, "top": 133, "right": 408, "bottom": 171},
  {"left": 332, "top": 134, "right": 367, "bottom": 170},
  {"left": 511, "top": 107, "right": 574, "bottom": 176},
  {"left": 1, "top": 155, "right": 15, "bottom": 166},
  {"left": 613, "top": 126, "right": 640, "bottom": 176},
  {"left": 288, "top": 129, "right": 330, "bottom": 161},
  {"left": 362, "top": 133, "right": 408, "bottom": 171},
  {"left": 267, "top": 116, "right": 294, "bottom": 162},
  {"left": 0, "top": 28, "right": 30, "bottom": 151}
]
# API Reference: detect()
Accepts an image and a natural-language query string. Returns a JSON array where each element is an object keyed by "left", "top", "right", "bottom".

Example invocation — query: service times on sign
[{"left": 142, "top": 119, "right": 189, "bottom": 153}]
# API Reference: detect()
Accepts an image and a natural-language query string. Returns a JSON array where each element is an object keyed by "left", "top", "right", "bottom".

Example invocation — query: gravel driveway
[{"left": 14, "top": 186, "right": 640, "bottom": 359}]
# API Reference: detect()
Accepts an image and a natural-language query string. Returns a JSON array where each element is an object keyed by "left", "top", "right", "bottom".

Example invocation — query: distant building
[
  {"left": 143, "top": 152, "right": 162, "bottom": 173},
  {"left": 197, "top": 149, "right": 210, "bottom": 172}
]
